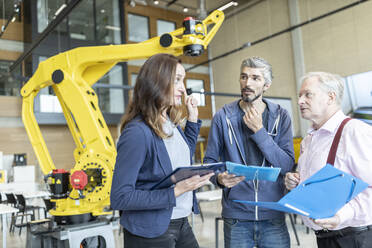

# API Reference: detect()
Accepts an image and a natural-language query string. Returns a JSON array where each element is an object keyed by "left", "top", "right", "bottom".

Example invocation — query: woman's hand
[
  {"left": 217, "top": 172, "right": 245, "bottom": 188},
  {"left": 185, "top": 92, "right": 198, "bottom": 123},
  {"left": 174, "top": 173, "right": 214, "bottom": 197},
  {"left": 284, "top": 172, "right": 300, "bottom": 190}
]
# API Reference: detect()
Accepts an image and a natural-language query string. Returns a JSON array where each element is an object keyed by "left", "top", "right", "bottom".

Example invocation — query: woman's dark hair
[{"left": 120, "top": 53, "right": 183, "bottom": 138}]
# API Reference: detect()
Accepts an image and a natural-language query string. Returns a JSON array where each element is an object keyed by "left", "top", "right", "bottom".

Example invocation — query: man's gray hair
[
  {"left": 240, "top": 56, "right": 273, "bottom": 84},
  {"left": 301, "top": 72, "right": 344, "bottom": 106}
]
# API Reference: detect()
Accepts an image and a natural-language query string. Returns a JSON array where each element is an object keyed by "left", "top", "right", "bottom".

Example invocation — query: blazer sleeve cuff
[
  {"left": 167, "top": 187, "right": 177, "bottom": 208},
  {"left": 186, "top": 119, "right": 202, "bottom": 128},
  {"left": 210, "top": 173, "right": 226, "bottom": 189}
]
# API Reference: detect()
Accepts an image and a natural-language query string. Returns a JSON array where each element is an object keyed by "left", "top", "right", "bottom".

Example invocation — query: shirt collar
[
  {"left": 162, "top": 116, "right": 175, "bottom": 136},
  {"left": 307, "top": 110, "right": 347, "bottom": 135}
]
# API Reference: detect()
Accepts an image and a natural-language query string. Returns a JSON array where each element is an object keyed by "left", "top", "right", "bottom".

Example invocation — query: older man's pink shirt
[{"left": 298, "top": 110, "right": 372, "bottom": 230}]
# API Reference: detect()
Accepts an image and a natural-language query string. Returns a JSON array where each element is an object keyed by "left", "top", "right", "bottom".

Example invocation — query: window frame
[
  {"left": 127, "top": 13, "right": 150, "bottom": 43},
  {"left": 29, "top": 0, "right": 128, "bottom": 124}
]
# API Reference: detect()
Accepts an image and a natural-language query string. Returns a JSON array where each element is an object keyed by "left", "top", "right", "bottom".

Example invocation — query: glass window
[
  {"left": 0, "top": 61, "right": 22, "bottom": 96},
  {"left": 95, "top": 88, "right": 124, "bottom": 114},
  {"left": 68, "top": 0, "right": 94, "bottom": 41},
  {"left": 131, "top": 73, "right": 138, "bottom": 86},
  {"left": 345, "top": 71, "right": 372, "bottom": 110},
  {"left": 157, "top": 19, "right": 176, "bottom": 36},
  {"left": 37, "top": 57, "right": 63, "bottom": 113},
  {"left": 128, "top": 13, "right": 149, "bottom": 42},
  {"left": 186, "top": 79, "right": 205, "bottom": 106},
  {"left": 0, "top": 0, "right": 16, "bottom": 20},
  {"left": 37, "top": 0, "right": 121, "bottom": 44},
  {"left": 37, "top": 0, "right": 68, "bottom": 34},
  {"left": 38, "top": 56, "right": 50, "bottom": 96},
  {"left": 39, "top": 94, "right": 63, "bottom": 112},
  {"left": 96, "top": 0, "right": 121, "bottom": 44},
  {"left": 96, "top": 65, "right": 125, "bottom": 113}
]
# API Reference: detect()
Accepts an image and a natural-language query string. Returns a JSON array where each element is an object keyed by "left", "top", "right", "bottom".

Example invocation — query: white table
[
  {"left": 1, "top": 191, "right": 50, "bottom": 220},
  {"left": 1, "top": 190, "right": 50, "bottom": 199},
  {"left": 193, "top": 189, "right": 223, "bottom": 225},
  {"left": 0, "top": 204, "right": 19, "bottom": 248},
  {"left": 23, "top": 191, "right": 50, "bottom": 199}
]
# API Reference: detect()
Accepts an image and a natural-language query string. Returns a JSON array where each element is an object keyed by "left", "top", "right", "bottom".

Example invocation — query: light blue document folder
[
  {"left": 226, "top": 162, "right": 281, "bottom": 182},
  {"left": 234, "top": 164, "right": 369, "bottom": 219}
]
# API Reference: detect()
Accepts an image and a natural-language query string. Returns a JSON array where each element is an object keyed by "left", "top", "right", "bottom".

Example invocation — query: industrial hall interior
[{"left": 0, "top": 0, "right": 371, "bottom": 247}]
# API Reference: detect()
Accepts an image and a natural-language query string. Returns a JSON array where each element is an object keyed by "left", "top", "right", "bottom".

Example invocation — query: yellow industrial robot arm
[{"left": 21, "top": 10, "right": 224, "bottom": 219}]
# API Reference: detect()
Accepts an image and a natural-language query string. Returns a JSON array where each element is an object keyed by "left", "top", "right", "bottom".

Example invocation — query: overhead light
[
  {"left": 129, "top": 0, "right": 147, "bottom": 7},
  {"left": 153, "top": 0, "right": 159, "bottom": 4},
  {"left": 105, "top": 25, "right": 121, "bottom": 31},
  {"left": 14, "top": 4, "right": 20, "bottom": 13},
  {"left": 218, "top": 1, "right": 238, "bottom": 11},
  {"left": 11, "top": 16, "right": 16, "bottom": 22},
  {"left": 100, "top": 9, "right": 106, "bottom": 14},
  {"left": 54, "top": 4, "right": 67, "bottom": 16},
  {"left": 183, "top": 7, "right": 188, "bottom": 13}
]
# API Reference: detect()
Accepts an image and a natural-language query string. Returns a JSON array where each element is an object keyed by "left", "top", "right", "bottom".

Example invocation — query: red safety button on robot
[{"left": 70, "top": 170, "right": 88, "bottom": 190}]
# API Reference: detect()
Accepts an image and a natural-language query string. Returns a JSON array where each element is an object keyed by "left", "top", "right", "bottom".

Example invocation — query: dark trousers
[
  {"left": 123, "top": 217, "right": 199, "bottom": 248},
  {"left": 317, "top": 228, "right": 372, "bottom": 248}
]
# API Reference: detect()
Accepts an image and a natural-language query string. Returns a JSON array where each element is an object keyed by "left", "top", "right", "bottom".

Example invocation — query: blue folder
[
  {"left": 226, "top": 162, "right": 281, "bottom": 182},
  {"left": 151, "top": 162, "right": 226, "bottom": 190},
  {"left": 234, "top": 164, "right": 369, "bottom": 219}
]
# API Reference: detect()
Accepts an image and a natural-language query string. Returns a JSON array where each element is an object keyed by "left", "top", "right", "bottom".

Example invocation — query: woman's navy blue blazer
[{"left": 110, "top": 116, "right": 202, "bottom": 238}]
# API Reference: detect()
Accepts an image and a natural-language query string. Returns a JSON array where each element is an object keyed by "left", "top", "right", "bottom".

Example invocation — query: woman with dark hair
[{"left": 111, "top": 53, "right": 212, "bottom": 248}]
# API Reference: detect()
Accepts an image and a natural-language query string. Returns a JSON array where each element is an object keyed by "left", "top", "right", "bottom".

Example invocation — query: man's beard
[{"left": 241, "top": 88, "right": 263, "bottom": 103}]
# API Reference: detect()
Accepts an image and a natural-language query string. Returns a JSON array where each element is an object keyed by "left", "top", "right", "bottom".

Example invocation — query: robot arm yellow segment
[
  {"left": 21, "top": 10, "right": 224, "bottom": 218},
  {"left": 52, "top": 83, "right": 86, "bottom": 162},
  {"left": 22, "top": 90, "right": 55, "bottom": 175},
  {"left": 201, "top": 10, "right": 225, "bottom": 47}
]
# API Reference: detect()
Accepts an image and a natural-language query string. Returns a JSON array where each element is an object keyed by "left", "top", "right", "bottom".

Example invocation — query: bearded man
[{"left": 204, "top": 56, "right": 295, "bottom": 248}]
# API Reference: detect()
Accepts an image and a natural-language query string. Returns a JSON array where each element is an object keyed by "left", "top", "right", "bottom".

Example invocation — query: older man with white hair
[{"left": 285, "top": 71, "right": 372, "bottom": 248}]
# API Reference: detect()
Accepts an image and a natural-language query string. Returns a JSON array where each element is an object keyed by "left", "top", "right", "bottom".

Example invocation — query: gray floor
[{"left": 1, "top": 200, "right": 317, "bottom": 247}]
